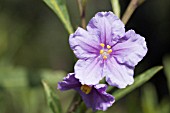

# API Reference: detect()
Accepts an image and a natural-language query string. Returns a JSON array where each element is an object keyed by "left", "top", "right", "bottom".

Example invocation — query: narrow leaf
[
  {"left": 42, "top": 80, "right": 62, "bottom": 113},
  {"left": 111, "top": 0, "right": 121, "bottom": 18},
  {"left": 43, "top": 0, "right": 73, "bottom": 34},
  {"left": 113, "top": 66, "right": 163, "bottom": 100}
]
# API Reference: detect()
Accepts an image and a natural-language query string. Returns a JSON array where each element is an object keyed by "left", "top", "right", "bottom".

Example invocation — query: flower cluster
[{"left": 58, "top": 11, "right": 147, "bottom": 111}]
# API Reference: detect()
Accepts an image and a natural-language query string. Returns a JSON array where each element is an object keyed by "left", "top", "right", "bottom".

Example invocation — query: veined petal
[
  {"left": 113, "top": 30, "right": 147, "bottom": 67},
  {"left": 87, "top": 11, "right": 125, "bottom": 45},
  {"left": 76, "top": 84, "right": 115, "bottom": 111},
  {"left": 104, "top": 57, "right": 134, "bottom": 88},
  {"left": 58, "top": 73, "right": 81, "bottom": 91},
  {"left": 74, "top": 58, "right": 104, "bottom": 85},
  {"left": 69, "top": 27, "right": 100, "bottom": 59},
  {"left": 93, "top": 84, "right": 115, "bottom": 111}
]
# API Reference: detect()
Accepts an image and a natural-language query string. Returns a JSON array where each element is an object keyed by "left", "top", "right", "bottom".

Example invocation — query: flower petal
[
  {"left": 69, "top": 27, "right": 100, "bottom": 59},
  {"left": 58, "top": 73, "right": 81, "bottom": 91},
  {"left": 87, "top": 11, "right": 125, "bottom": 45},
  {"left": 76, "top": 84, "right": 115, "bottom": 111},
  {"left": 113, "top": 30, "right": 147, "bottom": 67},
  {"left": 104, "top": 57, "right": 134, "bottom": 88},
  {"left": 74, "top": 58, "right": 104, "bottom": 85}
]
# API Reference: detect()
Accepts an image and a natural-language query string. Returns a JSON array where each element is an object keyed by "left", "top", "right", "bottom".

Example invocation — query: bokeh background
[{"left": 0, "top": 0, "right": 170, "bottom": 113}]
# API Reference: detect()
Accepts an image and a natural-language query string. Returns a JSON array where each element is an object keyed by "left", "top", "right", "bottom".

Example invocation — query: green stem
[{"left": 111, "top": 0, "right": 121, "bottom": 18}]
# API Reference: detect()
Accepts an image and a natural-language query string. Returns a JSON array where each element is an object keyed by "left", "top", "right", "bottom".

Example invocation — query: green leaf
[
  {"left": 43, "top": 0, "right": 73, "bottom": 34},
  {"left": 42, "top": 80, "right": 62, "bottom": 113},
  {"left": 163, "top": 55, "right": 170, "bottom": 91},
  {"left": 113, "top": 66, "right": 163, "bottom": 101},
  {"left": 111, "top": 0, "right": 121, "bottom": 18}
]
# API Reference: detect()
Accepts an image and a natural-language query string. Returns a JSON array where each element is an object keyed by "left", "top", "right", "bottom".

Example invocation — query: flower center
[
  {"left": 100, "top": 43, "right": 112, "bottom": 60},
  {"left": 81, "top": 85, "right": 92, "bottom": 94}
]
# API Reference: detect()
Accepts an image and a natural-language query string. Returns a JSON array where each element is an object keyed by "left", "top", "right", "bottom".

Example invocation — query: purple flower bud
[{"left": 58, "top": 73, "right": 115, "bottom": 111}]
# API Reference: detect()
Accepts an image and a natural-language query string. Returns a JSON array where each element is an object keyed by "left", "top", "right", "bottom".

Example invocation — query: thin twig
[
  {"left": 77, "top": 0, "right": 87, "bottom": 29},
  {"left": 77, "top": 0, "right": 83, "bottom": 15},
  {"left": 121, "top": 0, "right": 145, "bottom": 25},
  {"left": 67, "top": 93, "right": 82, "bottom": 113}
]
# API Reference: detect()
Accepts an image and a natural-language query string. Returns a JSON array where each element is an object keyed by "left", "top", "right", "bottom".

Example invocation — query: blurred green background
[{"left": 0, "top": 0, "right": 170, "bottom": 113}]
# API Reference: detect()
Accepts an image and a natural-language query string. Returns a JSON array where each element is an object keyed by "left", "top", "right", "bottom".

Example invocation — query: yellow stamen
[
  {"left": 81, "top": 85, "right": 92, "bottom": 94},
  {"left": 107, "top": 49, "right": 112, "bottom": 54},
  {"left": 100, "top": 50, "right": 104, "bottom": 54},
  {"left": 107, "top": 45, "right": 111, "bottom": 49},
  {"left": 100, "top": 43, "right": 105, "bottom": 48},
  {"left": 103, "top": 56, "right": 107, "bottom": 60}
]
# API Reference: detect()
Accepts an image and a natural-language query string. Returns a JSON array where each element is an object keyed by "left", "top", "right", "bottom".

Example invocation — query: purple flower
[
  {"left": 69, "top": 11, "right": 147, "bottom": 88},
  {"left": 58, "top": 73, "right": 115, "bottom": 111}
]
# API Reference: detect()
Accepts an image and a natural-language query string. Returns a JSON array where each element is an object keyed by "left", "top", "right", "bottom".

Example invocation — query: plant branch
[
  {"left": 111, "top": 0, "right": 121, "bottom": 18},
  {"left": 77, "top": 0, "right": 87, "bottom": 29},
  {"left": 121, "top": 0, "right": 145, "bottom": 25},
  {"left": 67, "top": 93, "right": 82, "bottom": 113}
]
